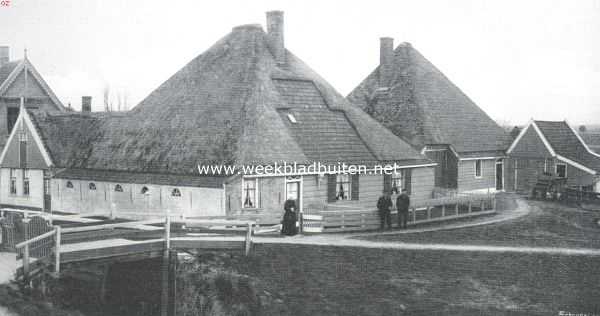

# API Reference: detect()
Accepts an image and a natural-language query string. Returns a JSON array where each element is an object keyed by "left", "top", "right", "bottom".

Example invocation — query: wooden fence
[
  {"left": 563, "top": 187, "right": 600, "bottom": 204},
  {"left": 312, "top": 193, "right": 496, "bottom": 233},
  {"left": 1, "top": 210, "right": 53, "bottom": 252}
]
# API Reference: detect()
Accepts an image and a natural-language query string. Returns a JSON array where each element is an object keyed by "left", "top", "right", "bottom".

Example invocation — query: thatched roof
[
  {"left": 0, "top": 60, "right": 19, "bottom": 85},
  {"left": 347, "top": 42, "right": 511, "bottom": 156},
  {"left": 28, "top": 24, "right": 430, "bottom": 177}
]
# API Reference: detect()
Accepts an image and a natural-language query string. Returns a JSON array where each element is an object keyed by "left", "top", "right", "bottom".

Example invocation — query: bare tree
[
  {"left": 103, "top": 84, "right": 113, "bottom": 112},
  {"left": 103, "top": 84, "right": 129, "bottom": 112}
]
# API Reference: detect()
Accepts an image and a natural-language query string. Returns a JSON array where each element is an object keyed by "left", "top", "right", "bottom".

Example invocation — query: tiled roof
[
  {"left": 535, "top": 120, "right": 600, "bottom": 172},
  {"left": 347, "top": 43, "right": 511, "bottom": 155},
  {"left": 26, "top": 23, "right": 430, "bottom": 177}
]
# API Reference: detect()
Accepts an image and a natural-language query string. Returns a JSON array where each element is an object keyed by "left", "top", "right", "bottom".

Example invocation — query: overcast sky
[{"left": 1, "top": 0, "right": 599, "bottom": 126}]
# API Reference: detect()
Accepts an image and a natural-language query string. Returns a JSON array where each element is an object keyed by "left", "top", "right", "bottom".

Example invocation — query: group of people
[
  {"left": 377, "top": 188, "right": 410, "bottom": 230},
  {"left": 280, "top": 188, "right": 410, "bottom": 236}
]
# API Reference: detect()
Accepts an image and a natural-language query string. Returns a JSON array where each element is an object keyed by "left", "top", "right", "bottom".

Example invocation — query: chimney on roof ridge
[
  {"left": 266, "top": 10, "right": 285, "bottom": 65},
  {"left": 379, "top": 37, "right": 394, "bottom": 86},
  {"left": 81, "top": 96, "right": 92, "bottom": 113},
  {"left": 0, "top": 46, "right": 9, "bottom": 67}
]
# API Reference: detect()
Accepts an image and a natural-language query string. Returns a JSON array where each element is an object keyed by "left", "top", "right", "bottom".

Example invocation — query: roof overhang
[{"left": 556, "top": 154, "right": 597, "bottom": 175}]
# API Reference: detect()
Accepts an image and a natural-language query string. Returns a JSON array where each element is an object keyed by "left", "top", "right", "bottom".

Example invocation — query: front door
[
  {"left": 286, "top": 181, "right": 301, "bottom": 210},
  {"left": 496, "top": 159, "right": 504, "bottom": 191}
]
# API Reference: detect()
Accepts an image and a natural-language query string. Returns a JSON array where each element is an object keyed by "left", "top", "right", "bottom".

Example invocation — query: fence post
[
  {"left": 245, "top": 222, "right": 253, "bottom": 256},
  {"left": 23, "top": 244, "right": 30, "bottom": 276},
  {"left": 161, "top": 213, "right": 172, "bottom": 316},
  {"left": 54, "top": 226, "right": 61, "bottom": 275},
  {"left": 164, "top": 214, "right": 171, "bottom": 250}
]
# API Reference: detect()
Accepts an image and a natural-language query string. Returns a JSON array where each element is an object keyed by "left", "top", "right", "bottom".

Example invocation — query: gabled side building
[
  {"left": 0, "top": 47, "right": 65, "bottom": 147},
  {"left": 0, "top": 12, "right": 436, "bottom": 219},
  {"left": 507, "top": 120, "right": 600, "bottom": 192},
  {"left": 347, "top": 38, "right": 512, "bottom": 194}
]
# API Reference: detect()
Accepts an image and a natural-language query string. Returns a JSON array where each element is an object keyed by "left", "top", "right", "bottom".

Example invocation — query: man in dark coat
[
  {"left": 396, "top": 189, "right": 410, "bottom": 229},
  {"left": 377, "top": 190, "right": 392, "bottom": 230}
]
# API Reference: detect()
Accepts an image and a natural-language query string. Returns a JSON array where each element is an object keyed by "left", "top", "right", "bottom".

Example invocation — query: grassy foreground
[{"left": 232, "top": 244, "right": 600, "bottom": 316}]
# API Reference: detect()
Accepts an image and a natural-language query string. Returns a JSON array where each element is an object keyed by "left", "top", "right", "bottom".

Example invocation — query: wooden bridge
[
  {"left": 5, "top": 214, "right": 255, "bottom": 316},
  {"left": 13, "top": 216, "right": 254, "bottom": 280}
]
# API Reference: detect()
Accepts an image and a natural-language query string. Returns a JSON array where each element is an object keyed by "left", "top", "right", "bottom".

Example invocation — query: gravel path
[{"left": 254, "top": 198, "right": 600, "bottom": 256}]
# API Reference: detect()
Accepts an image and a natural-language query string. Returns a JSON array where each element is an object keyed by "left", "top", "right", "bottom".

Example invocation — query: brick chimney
[
  {"left": 81, "top": 96, "right": 92, "bottom": 113},
  {"left": 379, "top": 37, "right": 394, "bottom": 86},
  {"left": 0, "top": 46, "right": 9, "bottom": 67},
  {"left": 266, "top": 11, "right": 285, "bottom": 65}
]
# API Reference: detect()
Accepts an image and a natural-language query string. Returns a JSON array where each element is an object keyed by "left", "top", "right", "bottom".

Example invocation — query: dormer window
[{"left": 287, "top": 113, "right": 297, "bottom": 123}]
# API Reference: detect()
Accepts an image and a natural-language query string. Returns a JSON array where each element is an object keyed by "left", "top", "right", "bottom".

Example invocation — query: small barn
[
  {"left": 347, "top": 38, "right": 512, "bottom": 194},
  {"left": 0, "top": 12, "right": 437, "bottom": 220},
  {"left": 507, "top": 120, "right": 600, "bottom": 193}
]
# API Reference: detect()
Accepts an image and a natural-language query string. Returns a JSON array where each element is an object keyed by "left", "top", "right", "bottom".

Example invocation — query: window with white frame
[
  {"left": 242, "top": 178, "right": 257, "bottom": 208},
  {"left": 391, "top": 170, "right": 404, "bottom": 192},
  {"left": 23, "top": 169, "right": 30, "bottom": 196},
  {"left": 9, "top": 169, "right": 16, "bottom": 195},
  {"left": 335, "top": 174, "right": 351, "bottom": 200},
  {"left": 556, "top": 163, "right": 567, "bottom": 178},
  {"left": 475, "top": 160, "right": 482, "bottom": 178}
]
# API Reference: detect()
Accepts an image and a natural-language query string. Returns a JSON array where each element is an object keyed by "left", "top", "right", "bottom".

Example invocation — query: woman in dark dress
[{"left": 281, "top": 199, "right": 298, "bottom": 236}]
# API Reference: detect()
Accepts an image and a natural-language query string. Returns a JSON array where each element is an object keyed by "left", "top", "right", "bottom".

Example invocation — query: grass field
[
  {"left": 359, "top": 199, "right": 600, "bottom": 249},
  {"left": 231, "top": 244, "right": 600, "bottom": 316}
]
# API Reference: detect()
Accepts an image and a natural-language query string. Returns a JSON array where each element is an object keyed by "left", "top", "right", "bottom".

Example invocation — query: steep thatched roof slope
[
  {"left": 29, "top": 24, "right": 430, "bottom": 176},
  {"left": 535, "top": 120, "right": 600, "bottom": 172},
  {"left": 0, "top": 61, "right": 19, "bottom": 85},
  {"left": 347, "top": 43, "right": 511, "bottom": 156}
]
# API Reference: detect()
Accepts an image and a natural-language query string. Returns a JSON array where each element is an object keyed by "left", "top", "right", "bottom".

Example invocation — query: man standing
[
  {"left": 377, "top": 190, "right": 392, "bottom": 230},
  {"left": 396, "top": 189, "right": 410, "bottom": 229}
]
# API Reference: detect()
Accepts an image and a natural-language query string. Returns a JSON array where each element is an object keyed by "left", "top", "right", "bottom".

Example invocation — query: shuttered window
[
  {"left": 351, "top": 174, "right": 359, "bottom": 200},
  {"left": 383, "top": 174, "right": 392, "bottom": 193},
  {"left": 327, "top": 174, "right": 337, "bottom": 202},
  {"left": 404, "top": 169, "right": 412, "bottom": 194}
]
